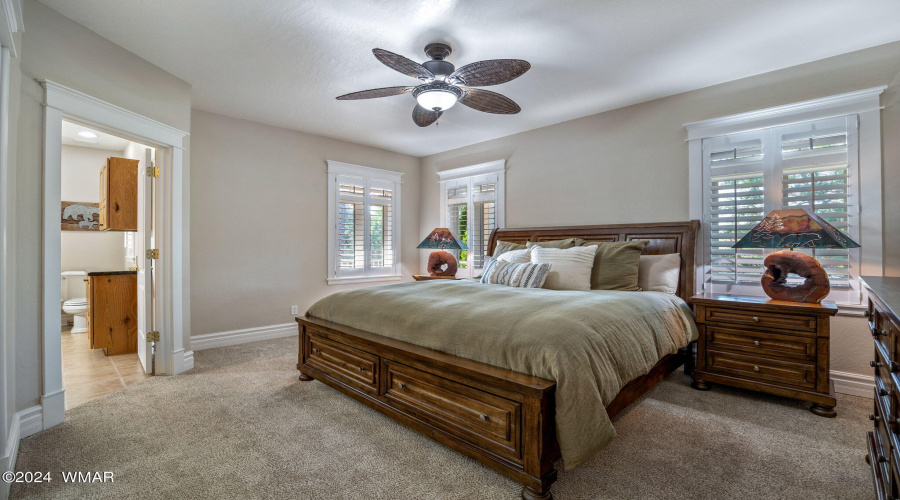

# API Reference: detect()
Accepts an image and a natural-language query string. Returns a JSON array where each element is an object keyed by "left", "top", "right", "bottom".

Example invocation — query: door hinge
[
  {"left": 146, "top": 249, "right": 160, "bottom": 259},
  {"left": 146, "top": 331, "right": 160, "bottom": 342},
  {"left": 147, "top": 165, "right": 160, "bottom": 177}
]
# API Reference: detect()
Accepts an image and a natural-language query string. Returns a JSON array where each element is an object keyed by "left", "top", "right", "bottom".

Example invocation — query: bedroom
[{"left": 1, "top": 0, "right": 899, "bottom": 499}]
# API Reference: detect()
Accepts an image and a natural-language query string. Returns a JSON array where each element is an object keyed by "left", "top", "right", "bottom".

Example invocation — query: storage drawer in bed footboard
[{"left": 305, "top": 332, "right": 379, "bottom": 395}]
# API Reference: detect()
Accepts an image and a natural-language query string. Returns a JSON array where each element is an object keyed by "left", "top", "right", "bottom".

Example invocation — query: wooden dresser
[
  {"left": 862, "top": 276, "right": 900, "bottom": 500},
  {"left": 690, "top": 293, "right": 839, "bottom": 417},
  {"left": 86, "top": 271, "right": 138, "bottom": 355}
]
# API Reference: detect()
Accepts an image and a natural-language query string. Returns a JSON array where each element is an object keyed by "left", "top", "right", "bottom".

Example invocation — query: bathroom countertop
[{"left": 87, "top": 270, "right": 137, "bottom": 277}]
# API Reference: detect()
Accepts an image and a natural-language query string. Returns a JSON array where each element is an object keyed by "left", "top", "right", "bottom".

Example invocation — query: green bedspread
[{"left": 306, "top": 280, "right": 698, "bottom": 469}]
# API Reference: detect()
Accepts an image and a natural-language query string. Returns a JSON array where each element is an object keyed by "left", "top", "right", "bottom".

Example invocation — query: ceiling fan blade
[
  {"left": 458, "top": 88, "right": 521, "bottom": 114},
  {"left": 449, "top": 59, "right": 531, "bottom": 87},
  {"left": 373, "top": 48, "right": 435, "bottom": 81},
  {"left": 412, "top": 105, "right": 442, "bottom": 127},
  {"left": 335, "top": 86, "right": 414, "bottom": 100}
]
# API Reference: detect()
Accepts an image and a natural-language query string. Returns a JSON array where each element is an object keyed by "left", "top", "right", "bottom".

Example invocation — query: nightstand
[
  {"left": 412, "top": 275, "right": 461, "bottom": 281},
  {"left": 689, "top": 293, "right": 839, "bottom": 417}
]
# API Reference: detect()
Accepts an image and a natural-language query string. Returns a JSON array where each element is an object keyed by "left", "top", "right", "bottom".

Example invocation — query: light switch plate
[{"left": 291, "top": 305, "right": 299, "bottom": 315}]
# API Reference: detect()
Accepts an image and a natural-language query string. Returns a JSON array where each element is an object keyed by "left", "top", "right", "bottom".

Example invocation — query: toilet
[{"left": 61, "top": 271, "right": 89, "bottom": 333}]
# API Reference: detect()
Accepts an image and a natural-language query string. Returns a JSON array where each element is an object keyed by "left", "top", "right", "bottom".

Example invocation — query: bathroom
[{"left": 59, "top": 121, "right": 154, "bottom": 410}]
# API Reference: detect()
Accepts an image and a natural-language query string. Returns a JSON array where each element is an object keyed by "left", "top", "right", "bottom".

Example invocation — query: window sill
[{"left": 327, "top": 275, "right": 402, "bottom": 286}]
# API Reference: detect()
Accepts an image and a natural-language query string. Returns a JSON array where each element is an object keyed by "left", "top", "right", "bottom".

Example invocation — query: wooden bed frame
[{"left": 296, "top": 221, "right": 700, "bottom": 499}]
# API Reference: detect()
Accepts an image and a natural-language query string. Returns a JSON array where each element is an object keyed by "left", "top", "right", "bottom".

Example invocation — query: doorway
[
  {"left": 40, "top": 81, "right": 190, "bottom": 430},
  {"left": 58, "top": 122, "right": 155, "bottom": 409}
]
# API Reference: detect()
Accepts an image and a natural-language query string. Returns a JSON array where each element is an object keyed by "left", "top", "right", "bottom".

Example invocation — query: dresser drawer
[
  {"left": 306, "top": 334, "right": 379, "bottom": 395},
  {"left": 706, "top": 326, "right": 816, "bottom": 361},
  {"left": 383, "top": 360, "right": 522, "bottom": 462},
  {"left": 705, "top": 307, "right": 816, "bottom": 334},
  {"left": 706, "top": 349, "right": 816, "bottom": 389}
]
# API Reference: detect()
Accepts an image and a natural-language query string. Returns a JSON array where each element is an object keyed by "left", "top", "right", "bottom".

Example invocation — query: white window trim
[
  {"left": 326, "top": 160, "right": 403, "bottom": 285},
  {"left": 438, "top": 160, "right": 506, "bottom": 277},
  {"left": 686, "top": 87, "right": 885, "bottom": 309}
]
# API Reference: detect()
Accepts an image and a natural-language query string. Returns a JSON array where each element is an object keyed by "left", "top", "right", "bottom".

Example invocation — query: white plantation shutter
[
  {"left": 328, "top": 162, "right": 402, "bottom": 283},
  {"left": 439, "top": 162, "right": 506, "bottom": 278},
  {"left": 702, "top": 115, "right": 860, "bottom": 303}
]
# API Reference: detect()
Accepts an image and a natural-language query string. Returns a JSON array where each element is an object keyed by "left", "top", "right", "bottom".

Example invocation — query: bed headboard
[{"left": 487, "top": 220, "right": 700, "bottom": 302}]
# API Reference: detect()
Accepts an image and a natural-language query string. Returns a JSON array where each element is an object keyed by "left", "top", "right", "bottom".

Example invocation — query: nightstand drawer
[
  {"left": 706, "top": 349, "right": 816, "bottom": 389},
  {"left": 706, "top": 326, "right": 816, "bottom": 361},
  {"left": 705, "top": 307, "right": 817, "bottom": 334}
]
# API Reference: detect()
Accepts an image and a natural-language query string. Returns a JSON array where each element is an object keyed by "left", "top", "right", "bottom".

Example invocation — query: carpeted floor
[{"left": 11, "top": 336, "right": 872, "bottom": 499}]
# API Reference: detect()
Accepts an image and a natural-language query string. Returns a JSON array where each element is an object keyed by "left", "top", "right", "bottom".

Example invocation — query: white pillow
[
  {"left": 530, "top": 245, "right": 597, "bottom": 291},
  {"left": 638, "top": 253, "right": 681, "bottom": 294},
  {"left": 496, "top": 248, "right": 532, "bottom": 263}
]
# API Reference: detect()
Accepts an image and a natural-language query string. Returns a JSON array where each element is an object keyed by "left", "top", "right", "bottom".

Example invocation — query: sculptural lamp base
[
  {"left": 427, "top": 250, "right": 458, "bottom": 277},
  {"left": 760, "top": 249, "right": 830, "bottom": 304}
]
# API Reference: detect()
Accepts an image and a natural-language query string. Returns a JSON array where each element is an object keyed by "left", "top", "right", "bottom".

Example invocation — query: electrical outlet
[{"left": 291, "top": 305, "right": 299, "bottom": 315}]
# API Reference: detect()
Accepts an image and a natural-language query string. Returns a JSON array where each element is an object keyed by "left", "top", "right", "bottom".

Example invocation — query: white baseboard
[
  {"left": 18, "top": 406, "right": 43, "bottom": 439},
  {"left": 191, "top": 323, "right": 297, "bottom": 350},
  {"left": 832, "top": 370, "right": 874, "bottom": 398},
  {"left": 1, "top": 404, "right": 43, "bottom": 500},
  {"left": 182, "top": 350, "right": 194, "bottom": 371}
]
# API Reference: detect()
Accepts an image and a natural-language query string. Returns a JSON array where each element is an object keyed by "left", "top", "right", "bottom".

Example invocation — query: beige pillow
[
  {"left": 584, "top": 240, "right": 648, "bottom": 291},
  {"left": 493, "top": 240, "right": 526, "bottom": 257},
  {"left": 638, "top": 253, "right": 681, "bottom": 294},
  {"left": 530, "top": 245, "right": 598, "bottom": 291},
  {"left": 496, "top": 248, "right": 532, "bottom": 263},
  {"left": 525, "top": 238, "right": 586, "bottom": 250}
]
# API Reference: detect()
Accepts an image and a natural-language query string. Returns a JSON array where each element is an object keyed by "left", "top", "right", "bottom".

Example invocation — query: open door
[{"left": 136, "top": 148, "right": 155, "bottom": 374}]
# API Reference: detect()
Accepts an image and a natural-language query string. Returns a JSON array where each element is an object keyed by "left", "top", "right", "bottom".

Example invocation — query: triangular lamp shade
[
  {"left": 732, "top": 208, "right": 860, "bottom": 249},
  {"left": 416, "top": 228, "right": 468, "bottom": 250}
]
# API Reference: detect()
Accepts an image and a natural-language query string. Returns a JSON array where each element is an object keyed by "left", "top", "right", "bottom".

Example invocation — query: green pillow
[
  {"left": 585, "top": 240, "right": 648, "bottom": 291},
  {"left": 492, "top": 240, "right": 526, "bottom": 257},
  {"left": 525, "top": 238, "right": 586, "bottom": 250}
]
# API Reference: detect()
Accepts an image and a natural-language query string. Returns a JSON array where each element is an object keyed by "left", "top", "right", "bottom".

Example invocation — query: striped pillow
[{"left": 486, "top": 260, "right": 552, "bottom": 288}]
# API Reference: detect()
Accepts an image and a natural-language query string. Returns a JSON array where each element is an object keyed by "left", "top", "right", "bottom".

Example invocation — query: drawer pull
[
  {"left": 878, "top": 455, "right": 888, "bottom": 463},
  {"left": 871, "top": 414, "right": 882, "bottom": 422},
  {"left": 752, "top": 316, "right": 759, "bottom": 322},
  {"left": 312, "top": 348, "right": 321, "bottom": 354},
  {"left": 480, "top": 414, "right": 490, "bottom": 422},
  {"left": 753, "top": 365, "right": 760, "bottom": 372},
  {"left": 879, "top": 388, "right": 890, "bottom": 397},
  {"left": 752, "top": 340, "right": 760, "bottom": 346},
  {"left": 397, "top": 382, "right": 406, "bottom": 389},
  {"left": 872, "top": 361, "right": 883, "bottom": 368},
  {"left": 357, "top": 366, "right": 365, "bottom": 372},
  {"left": 864, "top": 310, "right": 871, "bottom": 318},
  {"left": 873, "top": 329, "right": 887, "bottom": 337}
]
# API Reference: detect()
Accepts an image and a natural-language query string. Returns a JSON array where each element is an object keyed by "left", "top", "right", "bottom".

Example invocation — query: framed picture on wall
[{"left": 61, "top": 201, "right": 101, "bottom": 231}]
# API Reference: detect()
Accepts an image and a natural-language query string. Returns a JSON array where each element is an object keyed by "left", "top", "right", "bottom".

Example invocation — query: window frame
[
  {"left": 686, "top": 87, "right": 885, "bottom": 309},
  {"left": 326, "top": 161, "right": 403, "bottom": 285},
  {"left": 438, "top": 160, "right": 506, "bottom": 278}
]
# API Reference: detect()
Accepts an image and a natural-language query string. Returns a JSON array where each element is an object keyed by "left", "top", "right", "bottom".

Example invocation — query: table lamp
[
  {"left": 732, "top": 208, "right": 860, "bottom": 303},
  {"left": 416, "top": 228, "right": 468, "bottom": 276}
]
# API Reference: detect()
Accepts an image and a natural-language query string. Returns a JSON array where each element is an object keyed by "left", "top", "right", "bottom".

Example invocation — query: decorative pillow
[
  {"left": 493, "top": 240, "right": 526, "bottom": 257},
  {"left": 525, "top": 238, "right": 586, "bottom": 250},
  {"left": 530, "top": 245, "right": 598, "bottom": 291},
  {"left": 496, "top": 248, "right": 532, "bottom": 263},
  {"left": 583, "top": 240, "right": 648, "bottom": 291},
  {"left": 487, "top": 260, "right": 552, "bottom": 288},
  {"left": 480, "top": 258, "right": 500, "bottom": 284},
  {"left": 638, "top": 253, "right": 681, "bottom": 294}
]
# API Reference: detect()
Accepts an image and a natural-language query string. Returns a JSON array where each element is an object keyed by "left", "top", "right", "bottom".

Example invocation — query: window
[
  {"left": 687, "top": 87, "right": 885, "bottom": 306},
  {"left": 438, "top": 160, "right": 506, "bottom": 277},
  {"left": 327, "top": 161, "right": 402, "bottom": 284}
]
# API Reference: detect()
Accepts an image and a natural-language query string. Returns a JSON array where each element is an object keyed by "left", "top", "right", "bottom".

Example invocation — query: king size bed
[{"left": 296, "top": 221, "right": 700, "bottom": 499}]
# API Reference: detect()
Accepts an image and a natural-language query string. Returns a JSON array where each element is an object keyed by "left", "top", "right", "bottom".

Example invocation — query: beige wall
[
  {"left": 12, "top": 0, "right": 191, "bottom": 411},
  {"left": 60, "top": 145, "right": 128, "bottom": 273},
  {"left": 189, "top": 110, "right": 421, "bottom": 336},
  {"left": 420, "top": 41, "right": 900, "bottom": 378}
]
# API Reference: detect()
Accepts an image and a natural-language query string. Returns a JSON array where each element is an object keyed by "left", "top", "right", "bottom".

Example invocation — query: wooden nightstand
[
  {"left": 689, "top": 293, "right": 839, "bottom": 417},
  {"left": 412, "top": 275, "right": 461, "bottom": 281}
]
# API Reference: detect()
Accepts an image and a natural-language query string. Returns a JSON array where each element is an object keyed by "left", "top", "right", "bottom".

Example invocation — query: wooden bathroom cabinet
[
  {"left": 86, "top": 272, "right": 138, "bottom": 355},
  {"left": 98, "top": 157, "right": 139, "bottom": 231}
]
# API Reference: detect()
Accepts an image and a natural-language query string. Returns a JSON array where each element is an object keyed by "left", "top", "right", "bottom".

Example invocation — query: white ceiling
[
  {"left": 61, "top": 120, "right": 130, "bottom": 151},
  {"left": 41, "top": 0, "right": 900, "bottom": 157}
]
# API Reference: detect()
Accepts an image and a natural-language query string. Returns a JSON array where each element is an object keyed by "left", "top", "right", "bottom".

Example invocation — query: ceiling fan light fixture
[{"left": 413, "top": 83, "right": 462, "bottom": 112}]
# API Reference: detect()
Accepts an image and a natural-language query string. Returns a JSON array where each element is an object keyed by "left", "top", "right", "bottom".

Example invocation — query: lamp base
[
  {"left": 427, "top": 251, "right": 458, "bottom": 277},
  {"left": 760, "top": 250, "right": 830, "bottom": 303}
]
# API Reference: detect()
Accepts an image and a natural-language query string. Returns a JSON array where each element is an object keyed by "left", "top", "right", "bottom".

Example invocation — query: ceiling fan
[{"left": 336, "top": 43, "right": 530, "bottom": 127}]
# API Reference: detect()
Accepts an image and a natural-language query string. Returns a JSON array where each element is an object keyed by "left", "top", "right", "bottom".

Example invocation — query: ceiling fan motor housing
[{"left": 423, "top": 59, "right": 455, "bottom": 79}]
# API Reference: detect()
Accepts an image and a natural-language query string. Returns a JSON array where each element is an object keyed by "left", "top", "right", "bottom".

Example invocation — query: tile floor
[{"left": 61, "top": 327, "right": 152, "bottom": 410}]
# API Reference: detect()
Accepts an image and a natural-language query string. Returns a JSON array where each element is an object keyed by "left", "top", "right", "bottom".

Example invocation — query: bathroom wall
[{"left": 60, "top": 145, "right": 128, "bottom": 273}]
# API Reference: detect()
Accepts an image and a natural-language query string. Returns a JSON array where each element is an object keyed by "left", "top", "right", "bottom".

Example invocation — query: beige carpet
[{"left": 12, "top": 336, "right": 872, "bottom": 499}]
